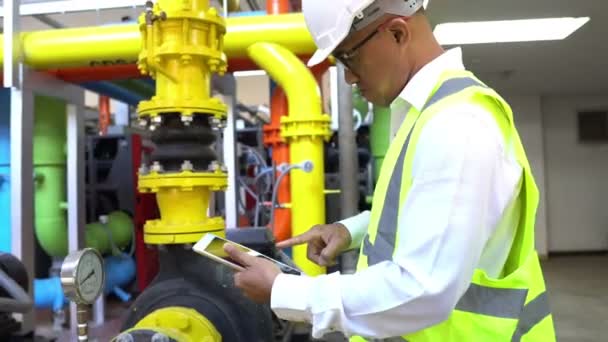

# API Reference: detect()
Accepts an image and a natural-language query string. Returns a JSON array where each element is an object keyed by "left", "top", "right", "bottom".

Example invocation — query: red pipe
[
  {"left": 47, "top": 64, "right": 143, "bottom": 83},
  {"left": 98, "top": 96, "right": 111, "bottom": 135},
  {"left": 42, "top": 56, "right": 315, "bottom": 83}
]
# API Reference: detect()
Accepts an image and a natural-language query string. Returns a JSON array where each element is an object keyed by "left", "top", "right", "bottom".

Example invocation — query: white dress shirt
[{"left": 270, "top": 48, "right": 524, "bottom": 339}]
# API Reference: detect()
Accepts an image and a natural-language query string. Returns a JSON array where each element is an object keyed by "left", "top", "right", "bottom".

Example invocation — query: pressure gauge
[{"left": 61, "top": 248, "right": 105, "bottom": 305}]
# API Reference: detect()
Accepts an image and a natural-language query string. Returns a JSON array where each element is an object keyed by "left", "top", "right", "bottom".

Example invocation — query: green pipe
[
  {"left": 353, "top": 88, "right": 370, "bottom": 122},
  {"left": 34, "top": 96, "right": 132, "bottom": 257},
  {"left": 369, "top": 105, "right": 391, "bottom": 184},
  {"left": 34, "top": 95, "right": 69, "bottom": 257},
  {"left": 353, "top": 88, "right": 390, "bottom": 184}
]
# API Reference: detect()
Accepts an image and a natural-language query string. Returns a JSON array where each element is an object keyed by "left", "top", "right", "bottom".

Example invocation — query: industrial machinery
[
  {"left": 116, "top": 1, "right": 277, "bottom": 341},
  {"left": 0, "top": 1, "right": 388, "bottom": 340}
]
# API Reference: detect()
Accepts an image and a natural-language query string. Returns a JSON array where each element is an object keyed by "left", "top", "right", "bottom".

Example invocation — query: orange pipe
[
  {"left": 265, "top": 88, "right": 291, "bottom": 241},
  {"left": 98, "top": 96, "right": 111, "bottom": 135},
  {"left": 267, "top": 0, "right": 290, "bottom": 14},
  {"left": 311, "top": 62, "right": 330, "bottom": 87},
  {"left": 265, "top": 0, "right": 292, "bottom": 241}
]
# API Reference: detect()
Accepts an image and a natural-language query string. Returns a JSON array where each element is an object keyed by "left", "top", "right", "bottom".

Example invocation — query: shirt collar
[{"left": 394, "top": 47, "right": 465, "bottom": 112}]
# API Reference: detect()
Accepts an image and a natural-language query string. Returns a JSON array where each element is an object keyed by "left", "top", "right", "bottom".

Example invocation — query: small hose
[
  {"left": 0, "top": 267, "right": 33, "bottom": 313},
  {"left": 269, "top": 164, "right": 301, "bottom": 234},
  {"left": 241, "top": 145, "right": 268, "bottom": 168}
]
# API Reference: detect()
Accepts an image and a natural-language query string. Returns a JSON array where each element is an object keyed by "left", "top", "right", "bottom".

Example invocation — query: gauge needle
[{"left": 82, "top": 270, "right": 95, "bottom": 284}]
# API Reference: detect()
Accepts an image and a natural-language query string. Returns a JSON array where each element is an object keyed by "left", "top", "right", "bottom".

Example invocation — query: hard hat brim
[{"left": 307, "top": 48, "right": 333, "bottom": 67}]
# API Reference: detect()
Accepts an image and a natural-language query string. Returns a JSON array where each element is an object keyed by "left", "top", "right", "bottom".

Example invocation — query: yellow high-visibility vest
[{"left": 352, "top": 70, "right": 556, "bottom": 342}]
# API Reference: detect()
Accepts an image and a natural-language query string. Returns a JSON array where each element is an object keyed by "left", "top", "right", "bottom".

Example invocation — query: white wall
[
  {"left": 542, "top": 96, "right": 608, "bottom": 252},
  {"left": 504, "top": 95, "right": 549, "bottom": 257}
]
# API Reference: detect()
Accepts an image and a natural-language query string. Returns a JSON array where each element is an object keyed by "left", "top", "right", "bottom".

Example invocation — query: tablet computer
[{"left": 193, "top": 233, "right": 302, "bottom": 275}]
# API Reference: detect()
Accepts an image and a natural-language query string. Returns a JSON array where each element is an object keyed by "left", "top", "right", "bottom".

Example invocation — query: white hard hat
[{"left": 303, "top": 0, "right": 427, "bottom": 67}]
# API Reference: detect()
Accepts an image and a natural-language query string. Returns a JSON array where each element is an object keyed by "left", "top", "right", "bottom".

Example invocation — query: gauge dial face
[{"left": 75, "top": 250, "right": 104, "bottom": 304}]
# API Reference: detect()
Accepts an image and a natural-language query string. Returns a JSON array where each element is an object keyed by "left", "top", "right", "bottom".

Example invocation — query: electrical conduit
[{"left": 248, "top": 43, "right": 331, "bottom": 276}]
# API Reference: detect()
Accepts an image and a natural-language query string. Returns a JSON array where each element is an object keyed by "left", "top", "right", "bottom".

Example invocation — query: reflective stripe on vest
[
  {"left": 362, "top": 77, "right": 484, "bottom": 265},
  {"left": 360, "top": 76, "right": 552, "bottom": 341}
]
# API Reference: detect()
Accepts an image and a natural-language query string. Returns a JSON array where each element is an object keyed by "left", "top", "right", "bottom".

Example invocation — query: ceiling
[
  {"left": 427, "top": 0, "right": 607, "bottom": 95},
  {"left": 3, "top": 0, "right": 607, "bottom": 95}
]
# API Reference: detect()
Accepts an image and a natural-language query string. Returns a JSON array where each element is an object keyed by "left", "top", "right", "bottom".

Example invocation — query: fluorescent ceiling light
[
  {"left": 0, "top": 0, "right": 144, "bottom": 17},
  {"left": 434, "top": 17, "right": 590, "bottom": 45},
  {"left": 233, "top": 70, "right": 267, "bottom": 78}
]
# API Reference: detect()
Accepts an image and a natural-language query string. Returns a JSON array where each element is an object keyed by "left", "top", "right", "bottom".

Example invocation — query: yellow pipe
[
  {"left": 126, "top": 307, "right": 221, "bottom": 342},
  {"left": 0, "top": 13, "right": 314, "bottom": 69},
  {"left": 248, "top": 42, "right": 331, "bottom": 276},
  {"left": 137, "top": 0, "right": 229, "bottom": 245}
]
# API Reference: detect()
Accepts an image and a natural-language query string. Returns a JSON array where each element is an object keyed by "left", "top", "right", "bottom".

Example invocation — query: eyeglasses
[
  {"left": 333, "top": 29, "right": 381, "bottom": 70},
  {"left": 333, "top": 16, "right": 411, "bottom": 71}
]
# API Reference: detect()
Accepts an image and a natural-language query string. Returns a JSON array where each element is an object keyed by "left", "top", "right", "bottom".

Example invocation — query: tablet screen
[
  {"left": 195, "top": 233, "right": 302, "bottom": 275},
  {"left": 202, "top": 235, "right": 253, "bottom": 268}
]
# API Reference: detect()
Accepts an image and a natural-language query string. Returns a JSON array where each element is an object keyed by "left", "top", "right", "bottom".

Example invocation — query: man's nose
[{"left": 344, "top": 68, "right": 359, "bottom": 85}]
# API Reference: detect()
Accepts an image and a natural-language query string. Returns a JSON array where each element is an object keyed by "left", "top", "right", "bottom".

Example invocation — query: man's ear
[{"left": 389, "top": 18, "right": 411, "bottom": 45}]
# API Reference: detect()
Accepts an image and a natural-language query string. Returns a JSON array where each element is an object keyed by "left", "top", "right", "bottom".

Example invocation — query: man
[{"left": 224, "top": 0, "right": 557, "bottom": 340}]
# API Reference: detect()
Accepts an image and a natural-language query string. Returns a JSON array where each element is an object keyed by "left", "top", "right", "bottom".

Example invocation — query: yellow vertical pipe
[{"left": 247, "top": 43, "right": 331, "bottom": 276}]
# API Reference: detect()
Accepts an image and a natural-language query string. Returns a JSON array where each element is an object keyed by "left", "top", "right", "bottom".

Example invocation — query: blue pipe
[
  {"left": 140, "top": 78, "right": 156, "bottom": 88},
  {"left": 80, "top": 82, "right": 144, "bottom": 107},
  {"left": 0, "top": 89, "right": 11, "bottom": 253},
  {"left": 228, "top": 10, "right": 266, "bottom": 17},
  {"left": 34, "top": 255, "right": 136, "bottom": 310}
]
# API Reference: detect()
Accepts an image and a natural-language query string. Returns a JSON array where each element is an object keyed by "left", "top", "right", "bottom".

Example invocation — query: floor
[
  {"left": 32, "top": 254, "right": 607, "bottom": 341},
  {"left": 541, "top": 254, "right": 608, "bottom": 342}
]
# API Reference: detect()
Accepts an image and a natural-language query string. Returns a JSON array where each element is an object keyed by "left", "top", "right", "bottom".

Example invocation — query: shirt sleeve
[
  {"left": 271, "top": 104, "right": 521, "bottom": 339},
  {"left": 338, "top": 211, "right": 371, "bottom": 250}
]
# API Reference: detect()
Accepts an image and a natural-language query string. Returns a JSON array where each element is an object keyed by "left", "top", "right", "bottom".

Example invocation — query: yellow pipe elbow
[
  {"left": 248, "top": 43, "right": 331, "bottom": 276},
  {"left": 225, "top": 13, "right": 316, "bottom": 60},
  {"left": 247, "top": 43, "right": 322, "bottom": 118}
]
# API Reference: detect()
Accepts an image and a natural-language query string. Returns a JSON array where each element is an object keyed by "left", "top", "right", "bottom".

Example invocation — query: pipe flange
[
  {"left": 280, "top": 114, "right": 332, "bottom": 142},
  {"left": 138, "top": 171, "right": 228, "bottom": 193},
  {"left": 137, "top": 99, "right": 227, "bottom": 121}
]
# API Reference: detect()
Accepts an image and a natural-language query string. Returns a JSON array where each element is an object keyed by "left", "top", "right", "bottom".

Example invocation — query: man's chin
[{"left": 363, "top": 94, "right": 389, "bottom": 107}]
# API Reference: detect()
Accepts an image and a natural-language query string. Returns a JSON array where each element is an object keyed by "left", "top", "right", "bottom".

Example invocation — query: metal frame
[
  {"left": 9, "top": 67, "right": 36, "bottom": 334},
  {"left": 3, "top": 0, "right": 20, "bottom": 88},
  {"left": 213, "top": 75, "right": 239, "bottom": 229},
  {"left": 27, "top": 71, "right": 86, "bottom": 337},
  {"left": 7, "top": 67, "right": 86, "bottom": 335}
]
